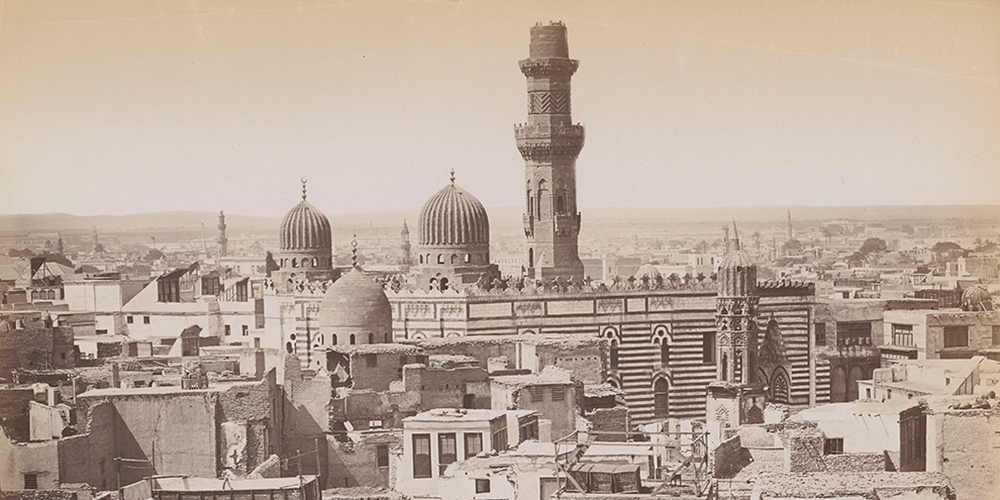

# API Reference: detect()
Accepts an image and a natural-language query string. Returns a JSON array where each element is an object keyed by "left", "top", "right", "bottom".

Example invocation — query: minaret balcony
[
  {"left": 514, "top": 123, "right": 584, "bottom": 141},
  {"left": 522, "top": 214, "right": 534, "bottom": 237},
  {"left": 518, "top": 58, "right": 579, "bottom": 78}
]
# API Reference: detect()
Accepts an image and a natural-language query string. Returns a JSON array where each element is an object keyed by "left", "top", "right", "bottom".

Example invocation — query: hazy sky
[{"left": 1, "top": 0, "right": 998, "bottom": 217}]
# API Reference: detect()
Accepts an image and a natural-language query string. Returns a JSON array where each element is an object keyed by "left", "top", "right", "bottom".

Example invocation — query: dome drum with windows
[{"left": 413, "top": 170, "right": 500, "bottom": 289}]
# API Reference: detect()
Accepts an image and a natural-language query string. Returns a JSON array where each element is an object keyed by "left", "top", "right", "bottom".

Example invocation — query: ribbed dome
[
  {"left": 418, "top": 173, "right": 489, "bottom": 247},
  {"left": 633, "top": 263, "right": 661, "bottom": 281},
  {"left": 280, "top": 199, "right": 332, "bottom": 251},
  {"left": 719, "top": 244, "right": 756, "bottom": 297},
  {"left": 961, "top": 284, "right": 993, "bottom": 311},
  {"left": 320, "top": 268, "right": 392, "bottom": 335}
]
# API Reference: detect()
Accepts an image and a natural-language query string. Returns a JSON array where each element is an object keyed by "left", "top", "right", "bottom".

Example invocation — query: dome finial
[
  {"left": 351, "top": 234, "right": 359, "bottom": 269},
  {"left": 301, "top": 177, "right": 308, "bottom": 200},
  {"left": 732, "top": 220, "right": 741, "bottom": 251},
  {"left": 449, "top": 168, "right": 455, "bottom": 184}
]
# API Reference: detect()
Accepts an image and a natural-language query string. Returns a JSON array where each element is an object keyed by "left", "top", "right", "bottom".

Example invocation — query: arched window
[
  {"left": 526, "top": 189, "right": 532, "bottom": 216},
  {"left": 286, "top": 342, "right": 293, "bottom": 354},
  {"left": 661, "top": 341, "right": 669, "bottom": 365},
  {"left": 555, "top": 196, "right": 565, "bottom": 213},
  {"left": 477, "top": 253, "right": 483, "bottom": 263},
  {"left": 770, "top": 369, "right": 790, "bottom": 404},
  {"left": 384, "top": 333, "right": 390, "bottom": 343},
  {"left": 528, "top": 248, "right": 534, "bottom": 268},
  {"left": 368, "top": 333, "right": 374, "bottom": 344},
  {"left": 451, "top": 254, "right": 459, "bottom": 264},
  {"left": 652, "top": 326, "right": 669, "bottom": 365},
  {"left": 437, "top": 254, "right": 445, "bottom": 264},
  {"left": 332, "top": 334, "right": 338, "bottom": 345},
  {"left": 602, "top": 327, "right": 620, "bottom": 370},
  {"left": 464, "top": 254, "right": 471, "bottom": 263},
  {"left": 653, "top": 378, "right": 669, "bottom": 419},
  {"left": 349, "top": 334, "right": 356, "bottom": 345},
  {"left": 721, "top": 353, "right": 728, "bottom": 382},
  {"left": 292, "top": 258, "right": 298, "bottom": 268},
  {"left": 312, "top": 257, "right": 318, "bottom": 267},
  {"left": 419, "top": 255, "right": 424, "bottom": 264}
]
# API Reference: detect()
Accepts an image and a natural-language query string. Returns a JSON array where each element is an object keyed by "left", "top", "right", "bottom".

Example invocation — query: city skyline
[{"left": 1, "top": 0, "right": 998, "bottom": 218}]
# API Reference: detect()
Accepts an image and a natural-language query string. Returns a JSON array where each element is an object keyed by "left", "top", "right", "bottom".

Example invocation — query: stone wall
[
  {"left": 587, "top": 406, "right": 627, "bottom": 442},
  {"left": 58, "top": 402, "right": 116, "bottom": 491},
  {"left": 0, "top": 314, "right": 75, "bottom": 381},
  {"left": 935, "top": 409, "right": 1000, "bottom": 500},
  {"left": 0, "top": 491, "right": 77, "bottom": 500},
  {"left": 326, "top": 432, "right": 400, "bottom": 489}
]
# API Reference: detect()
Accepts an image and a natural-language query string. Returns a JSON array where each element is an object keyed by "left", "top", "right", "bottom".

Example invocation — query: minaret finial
[
  {"left": 732, "top": 220, "right": 741, "bottom": 251},
  {"left": 301, "top": 177, "right": 308, "bottom": 200},
  {"left": 351, "top": 234, "right": 359, "bottom": 269},
  {"left": 449, "top": 168, "right": 455, "bottom": 184}
]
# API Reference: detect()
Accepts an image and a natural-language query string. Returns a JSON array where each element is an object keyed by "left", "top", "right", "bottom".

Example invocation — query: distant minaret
[
  {"left": 786, "top": 208, "right": 793, "bottom": 240},
  {"left": 55, "top": 233, "right": 64, "bottom": 255},
  {"left": 400, "top": 220, "right": 411, "bottom": 266},
  {"left": 516, "top": 21, "right": 585, "bottom": 281},
  {"left": 217, "top": 210, "right": 228, "bottom": 258},
  {"left": 92, "top": 227, "right": 103, "bottom": 254}
]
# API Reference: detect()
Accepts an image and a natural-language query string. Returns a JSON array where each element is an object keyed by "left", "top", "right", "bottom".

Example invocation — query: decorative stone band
[
  {"left": 515, "top": 139, "right": 585, "bottom": 161},
  {"left": 528, "top": 91, "right": 570, "bottom": 115},
  {"left": 514, "top": 123, "right": 584, "bottom": 140},
  {"left": 519, "top": 58, "right": 579, "bottom": 78}
]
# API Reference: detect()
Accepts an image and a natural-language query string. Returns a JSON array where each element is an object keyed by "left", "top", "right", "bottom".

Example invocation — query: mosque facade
[{"left": 263, "top": 22, "right": 830, "bottom": 425}]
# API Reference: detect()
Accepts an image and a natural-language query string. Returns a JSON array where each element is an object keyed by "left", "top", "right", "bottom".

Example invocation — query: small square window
[
  {"left": 143, "top": 316, "right": 150, "bottom": 324},
  {"left": 242, "top": 325, "right": 249, "bottom": 336},
  {"left": 529, "top": 386, "right": 543, "bottom": 402},
  {"left": 551, "top": 386, "right": 565, "bottom": 402},
  {"left": 944, "top": 326, "right": 969, "bottom": 348},
  {"left": 24, "top": 474, "right": 38, "bottom": 489},
  {"left": 475, "top": 479, "right": 490, "bottom": 493},
  {"left": 225, "top": 325, "right": 232, "bottom": 336},
  {"left": 824, "top": 438, "right": 844, "bottom": 455},
  {"left": 126, "top": 316, "right": 134, "bottom": 324}
]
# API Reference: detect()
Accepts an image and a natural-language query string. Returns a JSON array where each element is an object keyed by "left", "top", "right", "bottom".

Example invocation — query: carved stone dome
[
  {"left": 961, "top": 284, "right": 993, "bottom": 311},
  {"left": 280, "top": 197, "right": 332, "bottom": 252},
  {"left": 320, "top": 268, "right": 392, "bottom": 343},
  {"left": 418, "top": 172, "right": 489, "bottom": 247}
]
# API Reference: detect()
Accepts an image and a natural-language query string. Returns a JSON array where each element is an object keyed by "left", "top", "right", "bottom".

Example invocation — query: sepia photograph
[{"left": 1, "top": 1, "right": 998, "bottom": 499}]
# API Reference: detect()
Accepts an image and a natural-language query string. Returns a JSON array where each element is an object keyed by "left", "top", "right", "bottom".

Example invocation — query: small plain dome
[
  {"left": 418, "top": 175, "right": 489, "bottom": 247},
  {"left": 320, "top": 268, "right": 392, "bottom": 337}
]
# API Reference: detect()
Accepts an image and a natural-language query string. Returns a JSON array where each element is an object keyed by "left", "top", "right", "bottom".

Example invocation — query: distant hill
[{"left": 2, "top": 205, "right": 998, "bottom": 235}]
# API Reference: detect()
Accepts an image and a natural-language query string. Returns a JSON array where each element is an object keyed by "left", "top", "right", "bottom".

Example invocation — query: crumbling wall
[
  {"left": 217, "top": 374, "right": 279, "bottom": 474},
  {"left": 0, "top": 491, "right": 77, "bottom": 500},
  {"left": 0, "top": 388, "right": 35, "bottom": 442},
  {"left": 713, "top": 434, "right": 751, "bottom": 479},
  {"left": 824, "top": 453, "right": 886, "bottom": 473},
  {"left": 587, "top": 406, "right": 628, "bottom": 442},
  {"left": 325, "top": 432, "right": 400, "bottom": 489},
  {"left": 781, "top": 425, "right": 826, "bottom": 473},
  {"left": 76, "top": 390, "right": 218, "bottom": 485},
  {"left": 936, "top": 410, "right": 1000, "bottom": 500},
  {"left": 58, "top": 401, "right": 115, "bottom": 490},
  {"left": 0, "top": 429, "right": 59, "bottom": 490},
  {"left": 0, "top": 315, "right": 75, "bottom": 380}
]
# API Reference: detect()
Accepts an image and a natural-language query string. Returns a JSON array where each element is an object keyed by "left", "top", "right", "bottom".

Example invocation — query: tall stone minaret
[
  {"left": 217, "top": 210, "right": 228, "bottom": 258},
  {"left": 515, "top": 22, "right": 585, "bottom": 281}
]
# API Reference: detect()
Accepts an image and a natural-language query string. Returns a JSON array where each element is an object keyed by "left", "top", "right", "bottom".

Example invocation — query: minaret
[
  {"left": 706, "top": 222, "right": 765, "bottom": 441},
  {"left": 715, "top": 224, "right": 759, "bottom": 384},
  {"left": 786, "top": 208, "right": 793, "bottom": 240},
  {"left": 217, "top": 210, "right": 228, "bottom": 258},
  {"left": 400, "top": 220, "right": 411, "bottom": 266},
  {"left": 515, "top": 21, "right": 585, "bottom": 281}
]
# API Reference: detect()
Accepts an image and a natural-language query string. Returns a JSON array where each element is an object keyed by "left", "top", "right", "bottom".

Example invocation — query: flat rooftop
[{"left": 404, "top": 408, "right": 535, "bottom": 423}]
